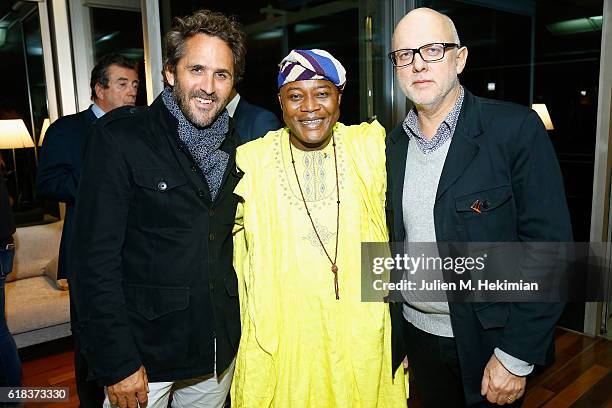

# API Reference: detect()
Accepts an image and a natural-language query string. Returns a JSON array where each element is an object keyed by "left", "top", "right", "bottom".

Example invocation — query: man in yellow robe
[{"left": 231, "top": 49, "right": 406, "bottom": 407}]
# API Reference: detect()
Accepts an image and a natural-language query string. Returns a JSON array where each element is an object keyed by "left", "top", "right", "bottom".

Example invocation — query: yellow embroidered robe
[{"left": 231, "top": 121, "right": 406, "bottom": 407}]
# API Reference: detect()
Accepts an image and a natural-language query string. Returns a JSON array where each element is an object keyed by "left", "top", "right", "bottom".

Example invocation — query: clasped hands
[{"left": 107, "top": 365, "right": 149, "bottom": 408}]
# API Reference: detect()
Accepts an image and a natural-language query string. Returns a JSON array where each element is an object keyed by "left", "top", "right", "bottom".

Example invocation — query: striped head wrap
[{"left": 277, "top": 49, "right": 346, "bottom": 91}]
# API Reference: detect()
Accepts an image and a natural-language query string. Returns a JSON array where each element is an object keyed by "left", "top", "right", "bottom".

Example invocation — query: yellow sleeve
[
  {"left": 233, "top": 146, "right": 250, "bottom": 323},
  {"left": 349, "top": 120, "right": 388, "bottom": 240},
  {"left": 233, "top": 147, "right": 249, "bottom": 231}
]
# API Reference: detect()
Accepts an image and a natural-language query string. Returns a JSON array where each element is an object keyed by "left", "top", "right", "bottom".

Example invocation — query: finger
[
  {"left": 481, "top": 371, "right": 490, "bottom": 396},
  {"left": 144, "top": 371, "right": 149, "bottom": 393},
  {"left": 127, "top": 394, "right": 138, "bottom": 408},
  {"left": 108, "top": 388, "right": 119, "bottom": 406},
  {"left": 136, "top": 389, "right": 148, "bottom": 406},
  {"left": 118, "top": 395, "right": 128, "bottom": 408},
  {"left": 402, "top": 356, "right": 409, "bottom": 369},
  {"left": 498, "top": 392, "right": 516, "bottom": 406},
  {"left": 506, "top": 379, "right": 523, "bottom": 398},
  {"left": 486, "top": 387, "right": 499, "bottom": 404}
]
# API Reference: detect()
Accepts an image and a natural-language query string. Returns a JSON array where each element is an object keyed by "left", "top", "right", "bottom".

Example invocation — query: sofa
[{"left": 4, "top": 220, "right": 71, "bottom": 348}]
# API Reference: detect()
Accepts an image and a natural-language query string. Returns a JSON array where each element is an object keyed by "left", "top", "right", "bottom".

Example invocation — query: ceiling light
[
  {"left": 95, "top": 31, "right": 120, "bottom": 44},
  {"left": 0, "top": 28, "right": 6, "bottom": 47},
  {"left": 546, "top": 16, "right": 602, "bottom": 36}
]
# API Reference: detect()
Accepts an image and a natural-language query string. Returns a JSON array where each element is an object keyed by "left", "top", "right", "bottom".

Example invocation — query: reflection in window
[
  {"left": 159, "top": 1, "right": 361, "bottom": 125},
  {"left": 0, "top": 3, "right": 57, "bottom": 225},
  {"left": 419, "top": 0, "right": 603, "bottom": 332},
  {"left": 420, "top": 0, "right": 602, "bottom": 241},
  {"left": 91, "top": 7, "right": 148, "bottom": 106}
]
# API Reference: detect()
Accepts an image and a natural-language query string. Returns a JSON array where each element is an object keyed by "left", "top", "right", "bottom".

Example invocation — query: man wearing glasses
[{"left": 385, "top": 7, "right": 572, "bottom": 407}]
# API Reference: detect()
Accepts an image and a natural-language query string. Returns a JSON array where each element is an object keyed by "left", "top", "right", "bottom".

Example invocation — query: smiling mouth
[
  {"left": 300, "top": 118, "right": 324, "bottom": 127},
  {"left": 194, "top": 96, "right": 215, "bottom": 107}
]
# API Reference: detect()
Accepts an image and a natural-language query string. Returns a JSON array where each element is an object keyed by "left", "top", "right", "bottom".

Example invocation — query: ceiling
[{"left": 0, "top": 1, "right": 37, "bottom": 51}]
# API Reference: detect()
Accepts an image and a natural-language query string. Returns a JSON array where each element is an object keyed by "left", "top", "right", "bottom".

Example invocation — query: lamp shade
[
  {"left": 0, "top": 119, "right": 35, "bottom": 149},
  {"left": 531, "top": 104, "right": 554, "bottom": 130},
  {"left": 38, "top": 118, "right": 50, "bottom": 146}
]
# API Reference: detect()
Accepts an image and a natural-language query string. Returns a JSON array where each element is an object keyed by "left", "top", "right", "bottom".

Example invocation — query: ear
[
  {"left": 164, "top": 67, "right": 176, "bottom": 87},
  {"left": 337, "top": 92, "right": 342, "bottom": 105},
  {"left": 456, "top": 46, "right": 468, "bottom": 75},
  {"left": 94, "top": 83, "right": 105, "bottom": 101},
  {"left": 277, "top": 93, "right": 283, "bottom": 109}
]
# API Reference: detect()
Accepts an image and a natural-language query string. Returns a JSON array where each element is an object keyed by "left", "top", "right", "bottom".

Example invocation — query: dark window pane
[
  {"left": 91, "top": 7, "right": 147, "bottom": 106},
  {"left": 159, "top": 1, "right": 361, "bottom": 125}
]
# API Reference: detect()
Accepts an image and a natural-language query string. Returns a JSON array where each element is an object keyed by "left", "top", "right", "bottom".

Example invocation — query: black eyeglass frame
[{"left": 388, "top": 42, "right": 460, "bottom": 67}]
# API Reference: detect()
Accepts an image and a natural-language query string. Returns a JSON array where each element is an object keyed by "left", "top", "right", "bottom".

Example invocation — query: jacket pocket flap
[
  {"left": 124, "top": 284, "right": 190, "bottom": 320},
  {"left": 455, "top": 185, "right": 512, "bottom": 212},
  {"left": 474, "top": 302, "right": 509, "bottom": 329},
  {"left": 133, "top": 167, "right": 187, "bottom": 191}
]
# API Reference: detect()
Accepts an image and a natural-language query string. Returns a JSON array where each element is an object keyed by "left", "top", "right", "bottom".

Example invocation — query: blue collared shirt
[{"left": 91, "top": 103, "right": 106, "bottom": 119}]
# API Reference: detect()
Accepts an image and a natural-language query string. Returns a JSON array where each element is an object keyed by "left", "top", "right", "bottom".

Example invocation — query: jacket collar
[{"left": 435, "top": 89, "right": 483, "bottom": 201}]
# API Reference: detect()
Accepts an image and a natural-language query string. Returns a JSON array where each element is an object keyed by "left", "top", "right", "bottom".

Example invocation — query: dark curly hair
[
  {"left": 90, "top": 54, "right": 138, "bottom": 101},
  {"left": 163, "top": 9, "right": 246, "bottom": 85}
]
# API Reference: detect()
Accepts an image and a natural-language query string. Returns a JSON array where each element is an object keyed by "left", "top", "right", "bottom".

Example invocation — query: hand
[
  {"left": 107, "top": 365, "right": 149, "bottom": 408},
  {"left": 402, "top": 356, "right": 409, "bottom": 370},
  {"left": 481, "top": 354, "right": 526, "bottom": 405}
]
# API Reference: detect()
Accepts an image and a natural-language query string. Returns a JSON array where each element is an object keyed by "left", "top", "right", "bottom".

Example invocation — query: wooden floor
[
  {"left": 17, "top": 329, "right": 612, "bottom": 408},
  {"left": 19, "top": 337, "right": 80, "bottom": 408},
  {"left": 520, "top": 330, "right": 612, "bottom": 408}
]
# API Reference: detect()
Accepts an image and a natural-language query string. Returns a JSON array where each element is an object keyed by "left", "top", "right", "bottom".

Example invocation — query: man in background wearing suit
[
  {"left": 36, "top": 53, "right": 139, "bottom": 408},
  {"left": 226, "top": 88, "right": 280, "bottom": 143},
  {"left": 386, "top": 8, "right": 572, "bottom": 407}
]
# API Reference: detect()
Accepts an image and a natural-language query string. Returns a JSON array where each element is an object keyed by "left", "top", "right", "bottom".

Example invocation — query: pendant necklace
[{"left": 289, "top": 133, "right": 340, "bottom": 300}]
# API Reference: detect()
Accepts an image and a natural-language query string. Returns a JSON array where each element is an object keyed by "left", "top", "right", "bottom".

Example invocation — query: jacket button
[
  {"left": 209, "top": 209, "right": 215, "bottom": 216},
  {"left": 209, "top": 282, "right": 215, "bottom": 291},
  {"left": 209, "top": 233, "right": 215, "bottom": 241},
  {"left": 198, "top": 190, "right": 206, "bottom": 198},
  {"left": 191, "top": 165, "right": 198, "bottom": 173},
  {"left": 157, "top": 181, "right": 168, "bottom": 191}
]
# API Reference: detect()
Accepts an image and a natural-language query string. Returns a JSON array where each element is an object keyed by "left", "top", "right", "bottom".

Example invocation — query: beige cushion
[
  {"left": 6, "top": 221, "right": 63, "bottom": 283},
  {"left": 43, "top": 255, "right": 59, "bottom": 281},
  {"left": 5, "top": 275, "right": 70, "bottom": 335}
]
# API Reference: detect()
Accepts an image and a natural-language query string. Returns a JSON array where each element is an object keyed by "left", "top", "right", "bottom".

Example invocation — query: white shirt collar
[{"left": 226, "top": 93, "right": 240, "bottom": 117}]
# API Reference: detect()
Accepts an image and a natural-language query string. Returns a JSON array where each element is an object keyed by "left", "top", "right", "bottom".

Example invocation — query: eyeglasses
[{"left": 388, "top": 43, "right": 460, "bottom": 67}]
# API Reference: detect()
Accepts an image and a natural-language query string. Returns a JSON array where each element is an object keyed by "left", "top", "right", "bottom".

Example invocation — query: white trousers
[{"left": 103, "top": 359, "right": 235, "bottom": 408}]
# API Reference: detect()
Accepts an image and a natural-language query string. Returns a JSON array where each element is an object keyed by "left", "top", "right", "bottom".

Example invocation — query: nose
[
  {"left": 301, "top": 93, "right": 320, "bottom": 112},
  {"left": 412, "top": 52, "right": 428, "bottom": 73},
  {"left": 127, "top": 83, "right": 138, "bottom": 97},
  {"left": 199, "top": 72, "right": 215, "bottom": 95}
]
